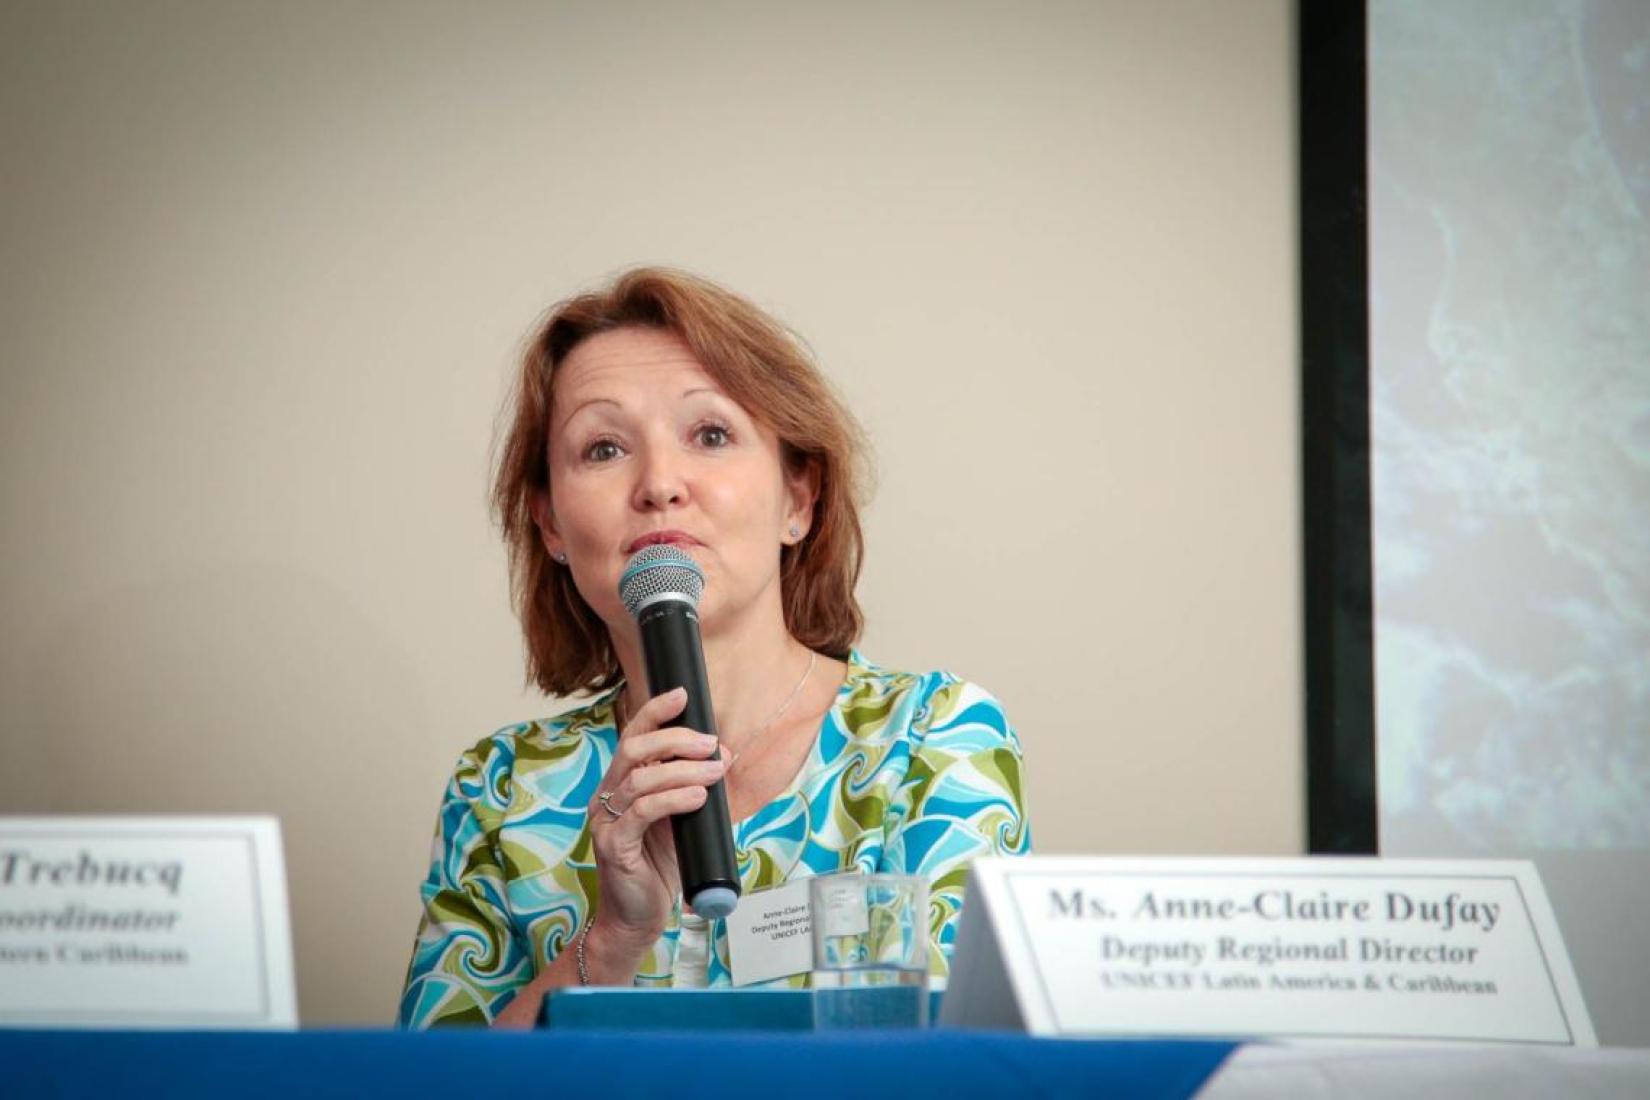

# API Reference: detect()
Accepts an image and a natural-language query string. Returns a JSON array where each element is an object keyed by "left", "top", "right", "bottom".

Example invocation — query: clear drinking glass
[{"left": 809, "top": 872, "right": 930, "bottom": 1029}]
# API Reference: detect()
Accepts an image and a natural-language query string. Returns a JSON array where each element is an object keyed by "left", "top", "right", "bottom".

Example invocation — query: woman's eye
[
  {"left": 584, "top": 439, "right": 623, "bottom": 463},
  {"left": 696, "top": 424, "right": 731, "bottom": 448}
]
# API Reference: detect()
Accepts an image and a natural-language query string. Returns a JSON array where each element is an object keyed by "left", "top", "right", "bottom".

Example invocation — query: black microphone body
[{"left": 633, "top": 590, "right": 742, "bottom": 918}]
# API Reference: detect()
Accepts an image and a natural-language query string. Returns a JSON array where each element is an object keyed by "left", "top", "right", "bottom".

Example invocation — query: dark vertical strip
[{"left": 1300, "top": 0, "right": 1377, "bottom": 854}]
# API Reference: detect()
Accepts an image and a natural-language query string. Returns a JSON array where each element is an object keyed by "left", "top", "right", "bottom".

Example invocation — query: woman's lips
[{"left": 625, "top": 531, "right": 700, "bottom": 554}]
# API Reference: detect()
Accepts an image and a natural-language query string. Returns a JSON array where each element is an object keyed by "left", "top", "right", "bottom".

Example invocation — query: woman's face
[{"left": 537, "top": 326, "right": 813, "bottom": 641}]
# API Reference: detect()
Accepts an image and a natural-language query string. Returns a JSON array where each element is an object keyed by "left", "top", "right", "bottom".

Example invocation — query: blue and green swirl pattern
[{"left": 399, "top": 652, "right": 1030, "bottom": 1027}]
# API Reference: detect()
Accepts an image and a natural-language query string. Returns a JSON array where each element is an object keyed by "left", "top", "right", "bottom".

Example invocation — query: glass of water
[{"left": 810, "top": 872, "right": 930, "bottom": 1029}]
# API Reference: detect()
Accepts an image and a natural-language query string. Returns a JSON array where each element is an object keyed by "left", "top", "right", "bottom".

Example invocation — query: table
[
  {"left": 0, "top": 1029, "right": 1235, "bottom": 1098},
  {"left": 7, "top": 1028, "right": 1646, "bottom": 1097}
]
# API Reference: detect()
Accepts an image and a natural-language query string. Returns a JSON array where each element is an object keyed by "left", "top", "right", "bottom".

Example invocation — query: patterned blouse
[{"left": 398, "top": 651, "right": 1030, "bottom": 1028}]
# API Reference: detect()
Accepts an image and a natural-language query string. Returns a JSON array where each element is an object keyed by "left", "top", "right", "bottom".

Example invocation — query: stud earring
[
  {"left": 553, "top": 551, "right": 567, "bottom": 564},
  {"left": 788, "top": 525, "right": 801, "bottom": 540}
]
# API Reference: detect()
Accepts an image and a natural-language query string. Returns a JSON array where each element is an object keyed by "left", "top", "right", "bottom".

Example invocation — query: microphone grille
[{"left": 618, "top": 544, "right": 705, "bottom": 615}]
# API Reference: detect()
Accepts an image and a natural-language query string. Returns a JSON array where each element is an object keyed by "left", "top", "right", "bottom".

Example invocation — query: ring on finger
[{"left": 597, "top": 790, "right": 623, "bottom": 819}]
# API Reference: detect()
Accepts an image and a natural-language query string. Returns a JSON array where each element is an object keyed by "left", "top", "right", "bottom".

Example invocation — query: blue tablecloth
[{"left": 1, "top": 1029, "right": 1235, "bottom": 1098}]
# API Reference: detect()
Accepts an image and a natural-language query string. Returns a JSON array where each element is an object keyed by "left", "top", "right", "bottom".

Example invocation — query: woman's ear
[
  {"left": 782, "top": 458, "right": 821, "bottom": 545},
  {"left": 529, "top": 490, "right": 567, "bottom": 562}
]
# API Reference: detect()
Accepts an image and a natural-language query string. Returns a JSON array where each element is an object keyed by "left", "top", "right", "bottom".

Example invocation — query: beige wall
[{"left": 0, "top": 1, "right": 1300, "bottom": 1023}]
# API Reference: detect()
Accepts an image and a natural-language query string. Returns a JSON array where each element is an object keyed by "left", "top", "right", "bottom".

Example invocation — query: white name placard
[
  {"left": 726, "top": 878, "right": 813, "bottom": 987},
  {"left": 0, "top": 816, "right": 297, "bottom": 1028},
  {"left": 942, "top": 856, "right": 1595, "bottom": 1045}
]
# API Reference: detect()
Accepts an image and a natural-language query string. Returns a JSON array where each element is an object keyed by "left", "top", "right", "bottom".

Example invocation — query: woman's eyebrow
[{"left": 555, "top": 396, "right": 621, "bottom": 431}]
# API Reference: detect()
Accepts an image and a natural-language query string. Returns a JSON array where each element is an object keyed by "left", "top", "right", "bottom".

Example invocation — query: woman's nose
[{"left": 632, "top": 445, "right": 687, "bottom": 510}]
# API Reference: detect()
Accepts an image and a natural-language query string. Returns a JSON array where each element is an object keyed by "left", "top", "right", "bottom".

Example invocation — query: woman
[{"left": 399, "top": 268, "right": 1029, "bottom": 1028}]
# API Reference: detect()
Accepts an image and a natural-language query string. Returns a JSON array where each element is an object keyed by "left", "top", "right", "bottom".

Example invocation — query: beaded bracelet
[{"left": 575, "top": 917, "right": 594, "bottom": 985}]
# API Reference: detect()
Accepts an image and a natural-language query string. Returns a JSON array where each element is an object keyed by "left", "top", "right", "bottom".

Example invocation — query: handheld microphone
[{"left": 617, "top": 544, "right": 741, "bottom": 919}]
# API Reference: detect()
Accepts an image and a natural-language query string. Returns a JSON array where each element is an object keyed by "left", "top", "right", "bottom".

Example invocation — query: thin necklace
[
  {"left": 615, "top": 650, "right": 817, "bottom": 768},
  {"left": 725, "top": 650, "right": 815, "bottom": 767}
]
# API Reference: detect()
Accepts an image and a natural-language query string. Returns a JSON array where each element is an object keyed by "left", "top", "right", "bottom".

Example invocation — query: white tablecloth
[{"left": 1199, "top": 1043, "right": 1650, "bottom": 1099}]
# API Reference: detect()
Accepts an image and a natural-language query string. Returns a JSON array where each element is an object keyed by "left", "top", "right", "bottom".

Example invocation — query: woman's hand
[
  {"left": 492, "top": 688, "right": 723, "bottom": 1024},
  {"left": 586, "top": 686, "right": 726, "bottom": 971}
]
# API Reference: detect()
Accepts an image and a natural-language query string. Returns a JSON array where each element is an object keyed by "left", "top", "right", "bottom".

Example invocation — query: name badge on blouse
[{"left": 726, "top": 879, "right": 814, "bottom": 987}]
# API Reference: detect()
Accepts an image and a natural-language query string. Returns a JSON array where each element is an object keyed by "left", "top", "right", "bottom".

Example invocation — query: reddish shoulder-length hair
[{"left": 492, "top": 267, "right": 869, "bottom": 696}]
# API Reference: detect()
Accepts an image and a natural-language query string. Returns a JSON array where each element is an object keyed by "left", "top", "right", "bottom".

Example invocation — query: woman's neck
[{"left": 611, "top": 598, "right": 811, "bottom": 741}]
